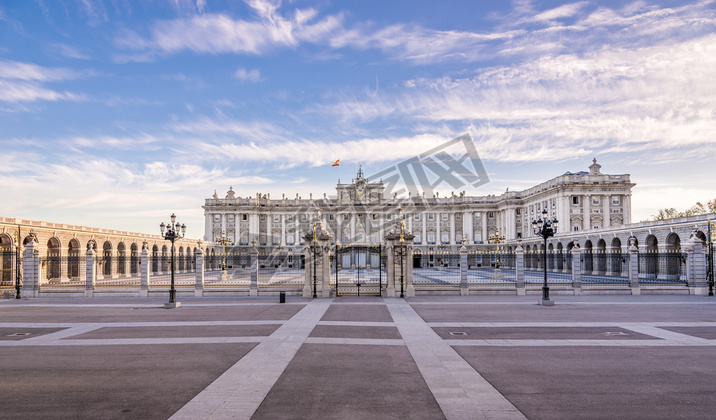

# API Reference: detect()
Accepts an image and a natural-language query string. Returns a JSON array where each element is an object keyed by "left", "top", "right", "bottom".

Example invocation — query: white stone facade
[{"left": 203, "top": 159, "right": 634, "bottom": 252}]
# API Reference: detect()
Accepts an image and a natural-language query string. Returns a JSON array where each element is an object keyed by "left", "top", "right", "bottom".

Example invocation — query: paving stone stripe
[
  {"left": 304, "top": 337, "right": 404, "bottom": 346},
  {"left": 446, "top": 339, "right": 716, "bottom": 347},
  {"left": 169, "top": 299, "right": 332, "bottom": 420},
  {"left": 1, "top": 337, "right": 267, "bottom": 346},
  {"left": 385, "top": 298, "right": 526, "bottom": 420},
  {"left": 411, "top": 301, "right": 716, "bottom": 305},
  {"left": 428, "top": 321, "right": 716, "bottom": 327},
  {"left": 317, "top": 320, "right": 396, "bottom": 327}
]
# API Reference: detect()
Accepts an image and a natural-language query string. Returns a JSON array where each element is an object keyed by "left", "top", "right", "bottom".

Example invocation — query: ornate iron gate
[{"left": 334, "top": 245, "right": 384, "bottom": 296}]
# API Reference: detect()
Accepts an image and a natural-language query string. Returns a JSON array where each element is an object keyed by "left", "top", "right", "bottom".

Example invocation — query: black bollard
[{"left": 279, "top": 291, "right": 286, "bottom": 303}]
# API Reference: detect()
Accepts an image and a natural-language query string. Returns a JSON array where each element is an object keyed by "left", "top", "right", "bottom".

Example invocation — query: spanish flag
[{"left": 332, "top": 159, "right": 340, "bottom": 167}]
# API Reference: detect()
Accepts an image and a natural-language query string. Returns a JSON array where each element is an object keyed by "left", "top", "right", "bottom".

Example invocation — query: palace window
[
  {"left": 329, "top": 214, "right": 335, "bottom": 221},
  {"left": 428, "top": 213, "right": 435, "bottom": 221},
  {"left": 301, "top": 214, "right": 307, "bottom": 222},
  {"left": 287, "top": 215, "right": 293, "bottom": 222},
  {"left": 441, "top": 233, "right": 449, "bottom": 244},
  {"left": 242, "top": 214, "right": 248, "bottom": 221},
  {"left": 427, "top": 232, "right": 435, "bottom": 244},
  {"left": 612, "top": 196, "right": 620, "bottom": 205},
  {"left": 227, "top": 214, "right": 234, "bottom": 222},
  {"left": 273, "top": 215, "right": 280, "bottom": 222},
  {"left": 488, "top": 212, "right": 494, "bottom": 218},
  {"left": 414, "top": 214, "right": 420, "bottom": 221},
  {"left": 592, "top": 197, "right": 600, "bottom": 205},
  {"left": 414, "top": 234, "right": 422, "bottom": 244},
  {"left": 441, "top": 213, "right": 448, "bottom": 221},
  {"left": 572, "top": 196, "right": 580, "bottom": 205}
]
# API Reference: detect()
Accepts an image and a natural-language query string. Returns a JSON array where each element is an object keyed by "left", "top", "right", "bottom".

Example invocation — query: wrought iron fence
[
  {"left": 637, "top": 250, "right": 687, "bottom": 285},
  {"left": 467, "top": 250, "right": 516, "bottom": 287}
]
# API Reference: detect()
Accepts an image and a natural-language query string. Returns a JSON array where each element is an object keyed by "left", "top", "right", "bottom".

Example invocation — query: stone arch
[
  {"left": 103, "top": 241, "right": 113, "bottom": 277},
  {"left": 161, "top": 245, "right": 169, "bottom": 272},
  {"left": 595, "top": 239, "right": 607, "bottom": 275},
  {"left": 610, "top": 237, "right": 622, "bottom": 275},
  {"left": 0, "top": 233, "right": 14, "bottom": 250},
  {"left": 117, "top": 242, "right": 126, "bottom": 276},
  {"left": 68, "top": 239, "right": 81, "bottom": 279},
  {"left": 0, "top": 234, "right": 14, "bottom": 285},
  {"left": 178, "top": 246, "right": 185, "bottom": 271},
  {"left": 566, "top": 241, "right": 574, "bottom": 272},
  {"left": 152, "top": 244, "right": 159, "bottom": 274},
  {"left": 130, "top": 243, "right": 139, "bottom": 275},
  {"left": 46, "top": 237, "right": 61, "bottom": 281},
  {"left": 556, "top": 242, "right": 564, "bottom": 271},
  {"left": 583, "top": 240, "right": 594, "bottom": 274},
  {"left": 643, "top": 235, "right": 658, "bottom": 278},
  {"left": 693, "top": 231, "right": 707, "bottom": 248},
  {"left": 665, "top": 232, "right": 682, "bottom": 278}
]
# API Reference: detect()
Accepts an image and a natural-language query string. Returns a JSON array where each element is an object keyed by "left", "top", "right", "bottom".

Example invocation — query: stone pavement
[{"left": 2, "top": 295, "right": 716, "bottom": 419}]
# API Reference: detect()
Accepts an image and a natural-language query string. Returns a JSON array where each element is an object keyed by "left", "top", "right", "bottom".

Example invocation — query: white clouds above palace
[{"left": 0, "top": 0, "right": 714, "bottom": 235}]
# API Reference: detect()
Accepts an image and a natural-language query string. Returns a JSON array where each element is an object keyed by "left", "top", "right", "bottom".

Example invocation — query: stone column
[
  {"left": 281, "top": 214, "right": 286, "bottom": 246},
  {"left": 515, "top": 244, "right": 525, "bottom": 295},
  {"left": 686, "top": 231, "right": 707, "bottom": 295},
  {"left": 382, "top": 241, "right": 395, "bottom": 297},
  {"left": 422, "top": 216, "right": 427, "bottom": 246},
  {"left": 384, "top": 229, "right": 415, "bottom": 297},
  {"left": 450, "top": 213, "right": 456, "bottom": 245},
  {"left": 250, "top": 244, "right": 258, "bottom": 296},
  {"left": 481, "top": 214, "right": 488, "bottom": 243},
  {"left": 22, "top": 241, "right": 40, "bottom": 298},
  {"left": 584, "top": 195, "right": 591, "bottom": 231},
  {"left": 436, "top": 213, "right": 441, "bottom": 244},
  {"left": 140, "top": 242, "right": 150, "bottom": 297},
  {"left": 628, "top": 239, "right": 640, "bottom": 294},
  {"left": 194, "top": 244, "right": 204, "bottom": 297},
  {"left": 571, "top": 242, "right": 582, "bottom": 294},
  {"left": 459, "top": 242, "right": 468, "bottom": 296},
  {"left": 85, "top": 246, "right": 96, "bottom": 297},
  {"left": 303, "top": 229, "right": 333, "bottom": 297}
]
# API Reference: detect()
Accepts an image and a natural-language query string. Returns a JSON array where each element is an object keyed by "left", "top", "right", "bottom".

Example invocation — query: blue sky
[{"left": 1, "top": 0, "right": 715, "bottom": 238}]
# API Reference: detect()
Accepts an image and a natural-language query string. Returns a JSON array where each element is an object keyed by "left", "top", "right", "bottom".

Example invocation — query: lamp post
[
  {"left": 160, "top": 213, "right": 185, "bottom": 309},
  {"left": 312, "top": 221, "right": 317, "bottom": 299},
  {"left": 532, "top": 209, "right": 558, "bottom": 306},
  {"left": 216, "top": 230, "right": 233, "bottom": 271},
  {"left": 708, "top": 219, "right": 714, "bottom": 297},
  {"left": 400, "top": 216, "right": 405, "bottom": 299},
  {"left": 13, "top": 225, "right": 22, "bottom": 299},
  {"left": 489, "top": 227, "right": 505, "bottom": 279}
]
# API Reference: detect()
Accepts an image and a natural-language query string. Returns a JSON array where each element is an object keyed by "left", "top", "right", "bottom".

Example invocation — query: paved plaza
[{"left": 2, "top": 295, "right": 716, "bottom": 419}]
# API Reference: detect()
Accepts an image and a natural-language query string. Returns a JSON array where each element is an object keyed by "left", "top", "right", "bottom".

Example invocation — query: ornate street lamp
[
  {"left": 312, "top": 221, "right": 318, "bottom": 298},
  {"left": 216, "top": 229, "right": 233, "bottom": 271},
  {"left": 160, "top": 213, "right": 186, "bottom": 309},
  {"left": 13, "top": 226, "right": 23, "bottom": 299},
  {"left": 399, "top": 210, "right": 405, "bottom": 299},
  {"left": 532, "top": 209, "right": 558, "bottom": 306},
  {"left": 489, "top": 227, "right": 506, "bottom": 279},
  {"left": 708, "top": 219, "right": 715, "bottom": 296}
]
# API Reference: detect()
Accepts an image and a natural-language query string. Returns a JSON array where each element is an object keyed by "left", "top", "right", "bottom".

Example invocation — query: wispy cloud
[
  {"left": 0, "top": 59, "right": 90, "bottom": 104},
  {"left": 234, "top": 67, "right": 261, "bottom": 83}
]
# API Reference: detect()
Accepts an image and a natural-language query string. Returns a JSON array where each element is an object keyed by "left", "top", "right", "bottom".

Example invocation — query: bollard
[{"left": 279, "top": 291, "right": 286, "bottom": 303}]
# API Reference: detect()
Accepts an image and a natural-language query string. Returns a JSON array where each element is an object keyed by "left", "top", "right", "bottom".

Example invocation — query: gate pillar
[
  {"left": 384, "top": 226, "right": 415, "bottom": 298},
  {"left": 140, "top": 241, "right": 150, "bottom": 297},
  {"left": 686, "top": 229, "right": 707, "bottom": 295},
  {"left": 85, "top": 244, "right": 96, "bottom": 297},
  {"left": 195, "top": 242, "right": 204, "bottom": 297},
  {"left": 303, "top": 219, "right": 333, "bottom": 298}
]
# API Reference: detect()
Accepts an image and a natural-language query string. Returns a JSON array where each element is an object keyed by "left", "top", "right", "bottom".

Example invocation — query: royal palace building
[{"left": 203, "top": 159, "right": 635, "bottom": 251}]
